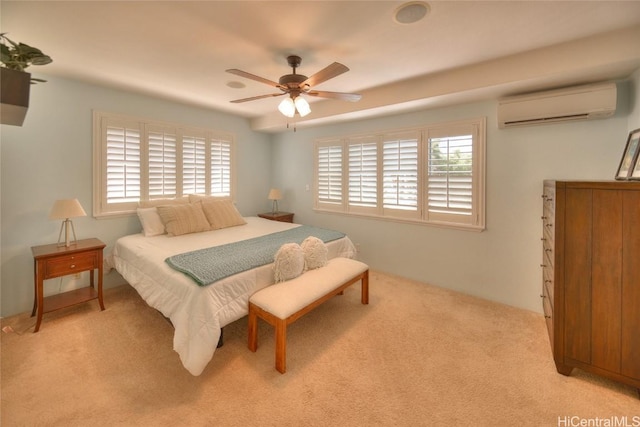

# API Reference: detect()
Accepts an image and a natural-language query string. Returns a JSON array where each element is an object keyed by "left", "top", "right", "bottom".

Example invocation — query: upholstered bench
[{"left": 248, "top": 257, "right": 369, "bottom": 373}]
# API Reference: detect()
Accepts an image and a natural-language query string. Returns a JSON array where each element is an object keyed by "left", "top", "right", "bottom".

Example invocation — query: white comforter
[{"left": 111, "top": 216, "right": 356, "bottom": 375}]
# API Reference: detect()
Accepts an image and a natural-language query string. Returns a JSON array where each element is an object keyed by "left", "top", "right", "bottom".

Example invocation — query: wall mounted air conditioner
[{"left": 497, "top": 82, "right": 617, "bottom": 128}]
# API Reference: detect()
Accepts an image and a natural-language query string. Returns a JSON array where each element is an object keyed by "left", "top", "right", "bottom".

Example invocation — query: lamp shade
[
  {"left": 49, "top": 199, "right": 87, "bottom": 220},
  {"left": 278, "top": 97, "right": 296, "bottom": 118},
  {"left": 294, "top": 96, "right": 311, "bottom": 117},
  {"left": 268, "top": 188, "right": 282, "bottom": 201}
]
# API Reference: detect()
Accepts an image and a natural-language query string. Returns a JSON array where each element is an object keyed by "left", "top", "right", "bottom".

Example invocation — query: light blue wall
[
  {"left": 0, "top": 75, "right": 272, "bottom": 317},
  {"left": 1, "top": 73, "right": 637, "bottom": 317},
  {"left": 271, "top": 79, "right": 636, "bottom": 313}
]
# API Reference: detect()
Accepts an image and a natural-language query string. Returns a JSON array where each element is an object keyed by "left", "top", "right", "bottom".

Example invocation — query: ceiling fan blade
[
  {"left": 306, "top": 90, "right": 362, "bottom": 102},
  {"left": 301, "top": 62, "right": 349, "bottom": 88},
  {"left": 230, "top": 93, "right": 286, "bottom": 103},
  {"left": 226, "top": 69, "right": 285, "bottom": 89}
]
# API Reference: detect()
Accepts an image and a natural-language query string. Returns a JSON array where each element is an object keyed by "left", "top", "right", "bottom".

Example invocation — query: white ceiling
[{"left": 3, "top": 1, "right": 640, "bottom": 132}]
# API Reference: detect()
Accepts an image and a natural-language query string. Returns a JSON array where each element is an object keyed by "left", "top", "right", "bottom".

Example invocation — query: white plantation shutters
[
  {"left": 105, "top": 123, "right": 141, "bottom": 205},
  {"left": 314, "top": 118, "right": 485, "bottom": 230},
  {"left": 148, "top": 128, "right": 177, "bottom": 199},
  {"left": 427, "top": 135, "right": 472, "bottom": 214},
  {"left": 426, "top": 122, "right": 482, "bottom": 227},
  {"left": 316, "top": 141, "right": 343, "bottom": 210},
  {"left": 211, "top": 139, "right": 231, "bottom": 196},
  {"left": 348, "top": 136, "right": 377, "bottom": 211},
  {"left": 182, "top": 134, "right": 206, "bottom": 195},
  {"left": 383, "top": 132, "right": 419, "bottom": 217},
  {"left": 94, "top": 112, "right": 235, "bottom": 217}
]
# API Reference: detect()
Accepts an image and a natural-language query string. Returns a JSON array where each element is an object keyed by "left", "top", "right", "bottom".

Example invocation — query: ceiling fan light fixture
[
  {"left": 294, "top": 96, "right": 311, "bottom": 117},
  {"left": 228, "top": 55, "right": 358, "bottom": 124},
  {"left": 278, "top": 97, "right": 296, "bottom": 117}
]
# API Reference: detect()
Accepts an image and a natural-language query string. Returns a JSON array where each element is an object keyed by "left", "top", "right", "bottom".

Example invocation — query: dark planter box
[{"left": 1, "top": 68, "right": 31, "bottom": 126}]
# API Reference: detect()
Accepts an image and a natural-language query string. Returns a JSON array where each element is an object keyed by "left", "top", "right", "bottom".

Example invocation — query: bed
[{"left": 111, "top": 212, "right": 356, "bottom": 376}]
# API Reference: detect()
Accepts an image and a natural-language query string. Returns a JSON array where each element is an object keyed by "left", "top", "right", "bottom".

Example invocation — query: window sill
[{"left": 313, "top": 208, "right": 485, "bottom": 232}]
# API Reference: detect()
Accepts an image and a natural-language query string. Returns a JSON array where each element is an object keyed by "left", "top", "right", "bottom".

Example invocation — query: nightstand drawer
[{"left": 44, "top": 252, "right": 97, "bottom": 279}]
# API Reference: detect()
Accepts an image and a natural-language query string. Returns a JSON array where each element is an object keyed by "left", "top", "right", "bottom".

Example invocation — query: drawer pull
[
  {"left": 545, "top": 248, "right": 552, "bottom": 253},
  {"left": 544, "top": 315, "right": 552, "bottom": 319},
  {"left": 540, "top": 264, "right": 547, "bottom": 268},
  {"left": 545, "top": 223, "right": 553, "bottom": 227},
  {"left": 70, "top": 264, "right": 76, "bottom": 269},
  {"left": 540, "top": 294, "right": 545, "bottom": 298}
]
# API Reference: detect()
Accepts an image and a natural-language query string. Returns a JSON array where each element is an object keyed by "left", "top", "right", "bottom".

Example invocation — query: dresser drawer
[
  {"left": 542, "top": 268, "right": 554, "bottom": 304},
  {"left": 44, "top": 252, "right": 98, "bottom": 279},
  {"left": 542, "top": 286, "right": 554, "bottom": 352},
  {"left": 542, "top": 240, "right": 553, "bottom": 265}
]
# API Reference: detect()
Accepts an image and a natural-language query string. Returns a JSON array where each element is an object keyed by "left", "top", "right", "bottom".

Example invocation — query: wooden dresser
[{"left": 541, "top": 180, "right": 640, "bottom": 392}]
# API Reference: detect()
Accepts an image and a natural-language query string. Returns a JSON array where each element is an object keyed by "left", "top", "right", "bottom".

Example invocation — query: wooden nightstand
[
  {"left": 258, "top": 212, "right": 294, "bottom": 223},
  {"left": 31, "top": 238, "right": 106, "bottom": 332}
]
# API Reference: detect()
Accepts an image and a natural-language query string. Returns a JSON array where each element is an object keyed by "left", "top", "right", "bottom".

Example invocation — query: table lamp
[
  {"left": 49, "top": 199, "right": 87, "bottom": 247},
  {"left": 268, "top": 188, "right": 282, "bottom": 214}
]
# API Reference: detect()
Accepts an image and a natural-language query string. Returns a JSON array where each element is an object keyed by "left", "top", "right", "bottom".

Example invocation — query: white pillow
[
  {"left": 136, "top": 207, "right": 166, "bottom": 237},
  {"left": 301, "top": 236, "right": 328, "bottom": 270},
  {"left": 273, "top": 243, "right": 305, "bottom": 283}
]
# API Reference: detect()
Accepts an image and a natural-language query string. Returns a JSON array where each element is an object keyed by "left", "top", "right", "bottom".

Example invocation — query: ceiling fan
[{"left": 226, "top": 55, "right": 362, "bottom": 118}]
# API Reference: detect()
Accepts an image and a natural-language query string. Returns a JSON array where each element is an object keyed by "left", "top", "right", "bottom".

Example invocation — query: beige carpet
[{"left": 1, "top": 271, "right": 638, "bottom": 426}]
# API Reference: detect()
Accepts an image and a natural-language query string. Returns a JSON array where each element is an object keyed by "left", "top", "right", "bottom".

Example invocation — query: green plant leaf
[
  {"left": 30, "top": 55, "right": 52, "bottom": 66},
  {"left": 0, "top": 33, "right": 52, "bottom": 73}
]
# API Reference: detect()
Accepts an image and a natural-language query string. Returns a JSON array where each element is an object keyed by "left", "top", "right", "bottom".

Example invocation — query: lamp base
[
  {"left": 57, "top": 219, "right": 78, "bottom": 247},
  {"left": 271, "top": 200, "right": 279, "bottom": 215}
]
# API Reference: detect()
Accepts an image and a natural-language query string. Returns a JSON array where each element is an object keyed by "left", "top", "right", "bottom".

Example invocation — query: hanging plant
[{"left": 0, "top": 33, "right": 52, "bottom": 83}]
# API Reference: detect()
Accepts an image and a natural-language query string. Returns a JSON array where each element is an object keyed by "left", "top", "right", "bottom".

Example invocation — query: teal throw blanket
[{"left": 165, "top": 225, "right": 345, "bottom": 286}]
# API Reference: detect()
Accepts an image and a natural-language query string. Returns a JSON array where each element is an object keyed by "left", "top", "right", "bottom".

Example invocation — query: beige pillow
[
  {"left": 139, "top": 197, "right": 189, "bottom": 208},
  {"left": 301, "top": 236, "right": 328, "bottom": 270},
  {"left": 201, "top": 199, "right": 247, "bottom": 230},
  {"left": 273, "top": 243, "right": 305, "bottom": 283},
  {"left": 156, "top": 202, "right": 211, "bottom": 236}
]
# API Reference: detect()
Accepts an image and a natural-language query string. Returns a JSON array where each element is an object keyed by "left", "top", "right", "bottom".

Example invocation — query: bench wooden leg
[
  {"left": 275, "top": 319, "right": 287, "bottom": 374},
  {"left": 361, "top": 270, "right": 369, "bottom": 305},
  {"left": 248, "top": 305, "right": 258, "bottom": 352}
]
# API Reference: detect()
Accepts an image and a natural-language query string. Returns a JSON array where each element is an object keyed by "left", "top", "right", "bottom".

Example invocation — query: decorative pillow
[
  {"left": 201, "top": 199, "right": 247, "bottom": 230},
  {"left": 156, "top": 202, "right": 211, "bottom": 236},
  {"left": 138, "top": 197, "right": 189, "bottom": 208},
  {"left": 301, "top": 236, "right": 328, "bottom": 270},
  {"left": 136, "top": 207, "right": 166, "bottom": 237},
  {"left": 273, "top": 243, "right": 305, "bottom": 283}
]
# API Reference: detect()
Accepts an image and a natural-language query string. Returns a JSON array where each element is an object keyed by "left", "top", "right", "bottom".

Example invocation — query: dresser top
[{"left": 544, "top": 180, "right": 640, "bottom": 190}]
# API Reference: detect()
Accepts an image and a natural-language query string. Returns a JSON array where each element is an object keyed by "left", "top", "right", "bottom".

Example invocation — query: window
[
  {"left": 93, "top": 111, "right": 235, "bottom": 217},
  {"left": 314, "top": 118, "right": 485, "bottom": 230}
]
